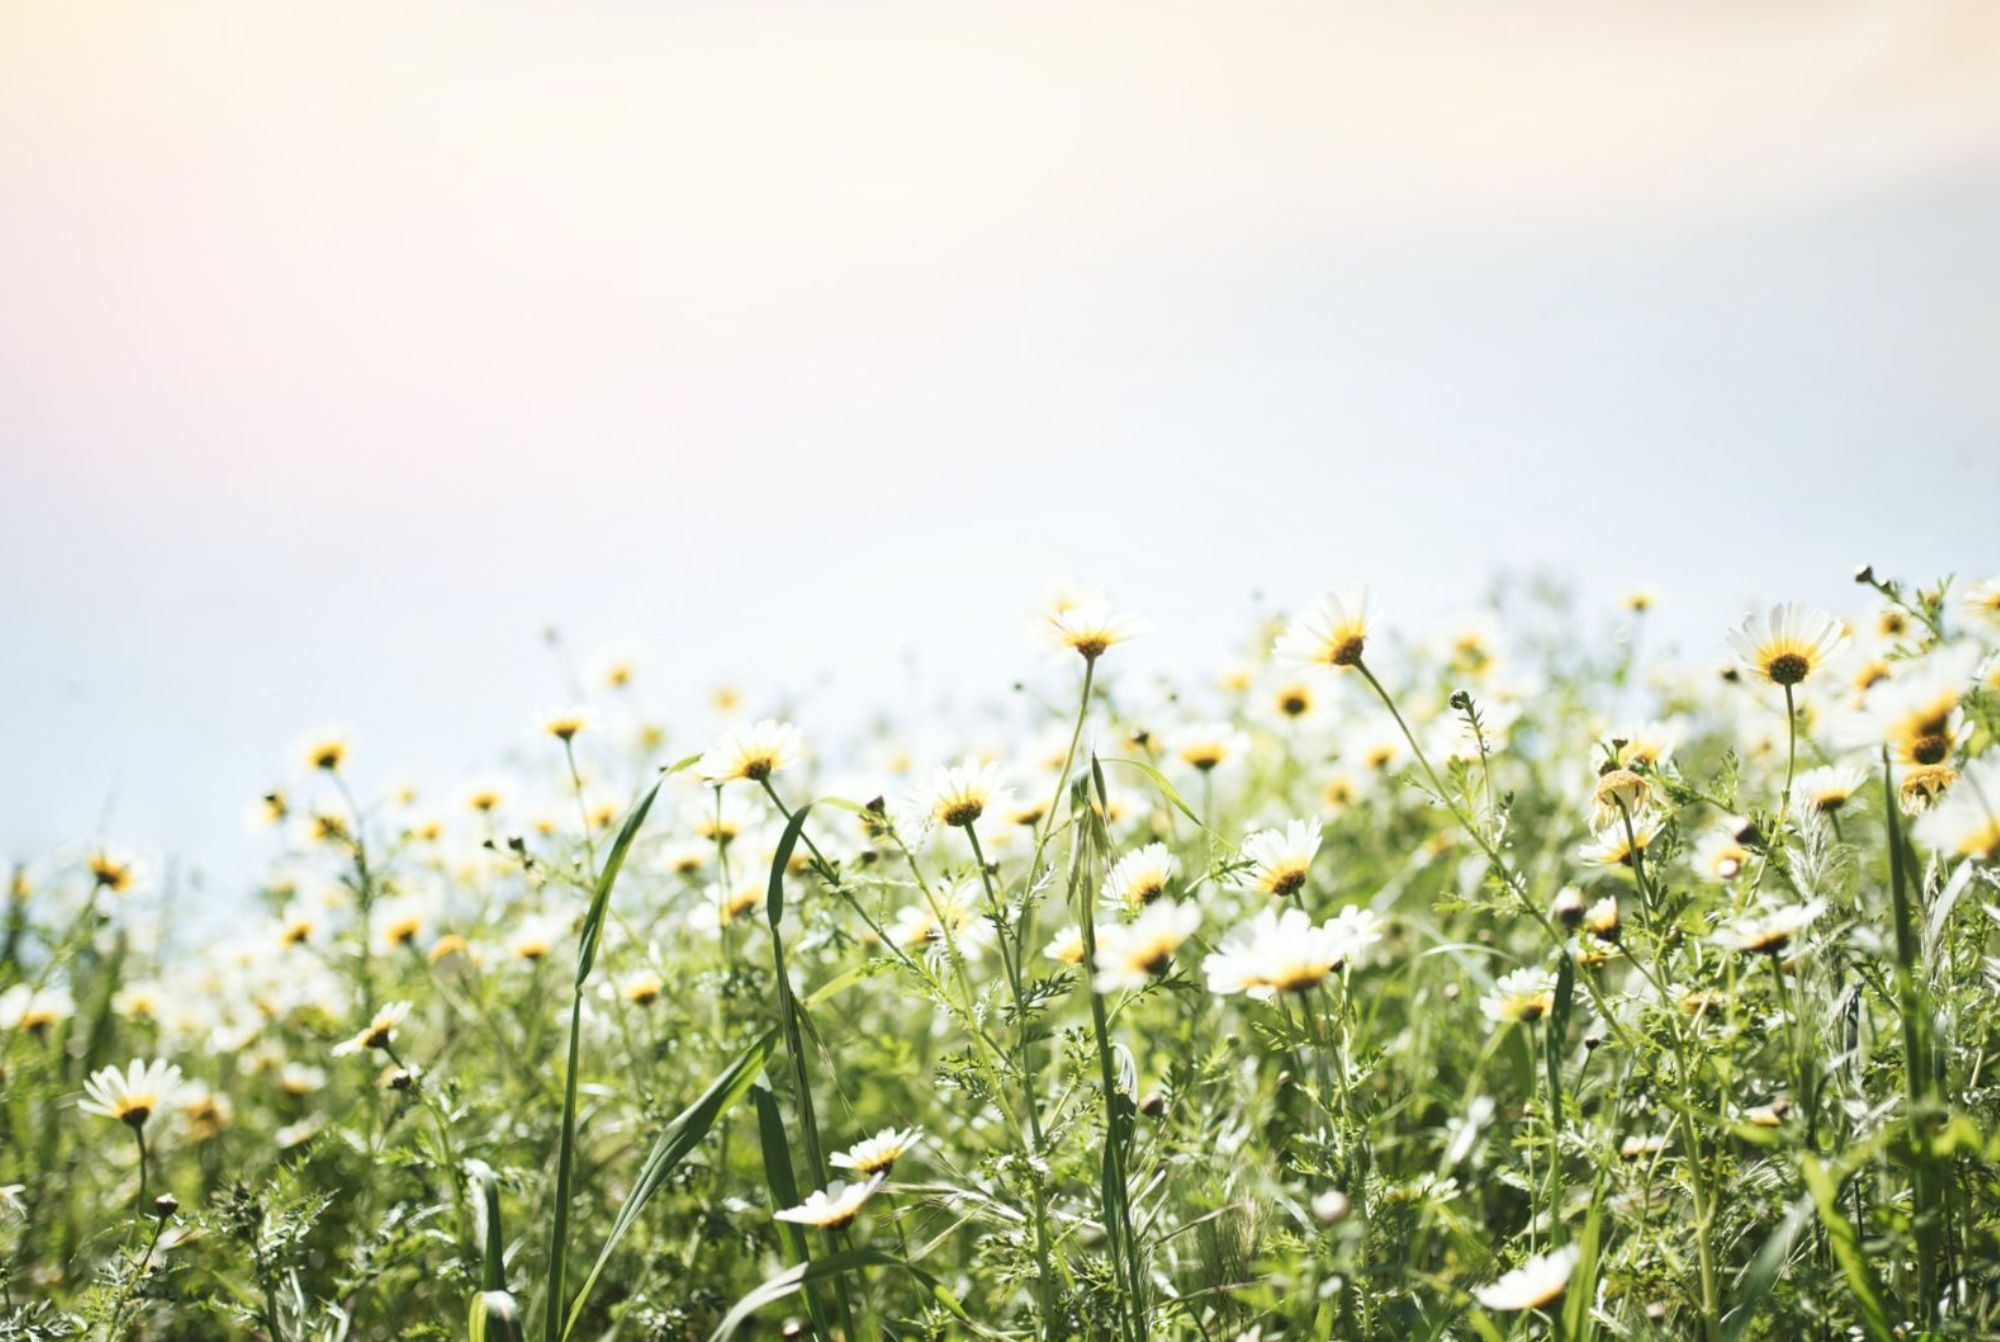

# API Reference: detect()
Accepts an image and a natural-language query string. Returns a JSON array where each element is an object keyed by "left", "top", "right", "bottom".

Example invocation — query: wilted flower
[{"left": 1914, "top": 755, "right": 1999, "bottom": 860}]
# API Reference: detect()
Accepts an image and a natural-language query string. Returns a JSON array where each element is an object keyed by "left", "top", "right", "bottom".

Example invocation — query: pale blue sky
[{"left": 3, "top": 2, "right": 1997, "bottom": 904}]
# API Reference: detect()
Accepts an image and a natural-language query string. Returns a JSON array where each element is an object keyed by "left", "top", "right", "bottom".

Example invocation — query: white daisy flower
[
  {"left": 1714, "top": 900, "right": 1826, "bottom": 955},
  {"left": 1480, "top": 967, "right": 1556, "bottom": 1024},
  {"left": 773, "top": 1175, "right": 884, "bottom": 1230},
  {"left": 1725, "top": 603, "right": 1847, "bottom": 687},
  {"left": 1102, "top": 843, "right": 1178, "bottom": 912},
  {"left": 1792, "top": 763, "right": 1868, "bottom": 818},
  {"left": 831, "top": 1126, "right": 922, "bottom": 1176},
  {"left": 331, "top": 1001, "right": 412, "bottom": 1057},
  {"left": 79, "top": 1058, "right": 184, "bottom": 1130},
  {"left": 1093, "top": 899, "right": 1201, "bottom": 991},
  {"left": 1169, "top": 722, "right": 1250, "bottom": 774},
  {"left": 1273, "top": 586, "right": 1372, "bottom": 669},
  {"left": 1041, "top": 599, "right": 1146, "bottom": 662},
  {"left": 1473, "top": 1244, "right": 1580, "bottom": 1312},
  {"left": 1236, "top": 818, "right": 1322, "bottom": 898},
  {"left": 917, "top": 757, "right": 1009, "bottom": 830},
  {"left": 695, "top": 719, "right": 805, "bottom": 786},
  {"left": 1203, "top": 906, "right": 1349, "bottom": 1000}
]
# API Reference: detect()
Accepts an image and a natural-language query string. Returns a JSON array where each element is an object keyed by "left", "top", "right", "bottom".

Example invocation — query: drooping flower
[
  {"left": 1914, "top": 755, "right": 2000, "bottom": 860},
  {"left": 1725, "top": 604, "right": 1847, "bottom": 687},
  {"left": 773, "top": 1176, "right": 884, "bottom": 1230},
  {"left": 1274, "top": 586, "right": 1372, "bottom": 670},
  {"left": 695, "top": 720, "right": 805, "bottom": 786},
  {"left": 80, "top": 1058, "right": 184, "bottom": 1130},
  {"left": 1093, "top": 900, "right": 1201, "bottom": 991}
]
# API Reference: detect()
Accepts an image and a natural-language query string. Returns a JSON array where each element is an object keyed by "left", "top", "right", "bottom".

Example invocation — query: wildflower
[
  {"left": 508, "top": 916, "right": 565, "bottom": 961},
  {"left": 1203, "top": 906, "right": 1363, "bottom": 999},
  {"left": 1794, "top": 763, "right": 1867, "bottom": 816},
  {"left": 538, "top": 707, "right": 590, "bottom": 742},
  {"left": 1614, "top": 722, "right": 1677, "bottom": 770},
  {"left": 1044, "top": 926, "right": 1086, "bottom": 965},
  {"left": 80, "top": 1059, "right": 184, "bottom": 1129},
  {"left": 1619, "top": 1134, "right": 1669, "bottom": 1161},
  {"left": 1899, "top": 763, "right": 1958, "bottom": 816},
  {"left": 0, "top": 985, "right": 74, "bottom": 1034},
  {"left": 180, "top": 1084, "right": 232, "bottom": 1140},
  {"left": 1311, "top": 1189, "right": 1352, "bottom": 1223},
  {"left": 832, "top": 1126, "right": 922, "bottom": 1176},
  {"left": 1473, "top": 1244, "right": 1579, "bottom": 1312},
  {"left": 1725, "top": 603, "right": 1847, "bottom": 687},
  {"left": 623, "top": 973, "right": 664, "bottom": 1006},
  {"left": 919, "top": 758, "right": 1007, "bottom": 829},
  {"left": 278, "top": 1063, "right": 326, "bottom": 1097},
  {"left": 1852, "top": 643, "right": 1979, "bottom": 766},
  {"left": 1692, "top": 830, "right": 1748, "bottom": 883},
  {"left": 87, "top": 849, "right": 143, "bottom": 895},
  {"left": 705, "top": 881, "right": 764, "bottom": 929},
  {"left": 1273, "top": 681, "right": 1315, "bottom": 720},
  {"left": 886, "top": 886, "right": 994, "bottom": 959},
  {"left": 1171, "top": 723, "right": 1248, "bottom": 773},
  {"left": 1578, "top": 811, "right": 1663, "bottom": 867},
  {"left": 331, "top": 1001, "right": 412, "bottom": 1057},
  {"left": 1744, "top": 1098, "right": 1791, "bottom": 1127},
  {"left": 1623, "top": 587, "right": 1657, "bottom": 614},
  {"left": 1042, "top": 600, "right": 1145, "bottom": 662},
  {"left": 296, "top": 728, "right": 350, "bottom": 773},
  {"left": 1584, "top": 896, "right": 1616, "bottom": 940},
  {"left": 1716, "top": 901, "right": 1825, "bottom": 955},
  {"left": 696, "top": 719, "right": 805, "bottom": 786},
  {"left": 112, "top": 982, "right": 162, "bottom": 1022},
  {"left": 1481, "top": 967, "right": 1555, "bottom": 1024},
  {"left": 1914, "top": 755, "right": 1999, "bottom": 859},
  {"left": 1551, "top": 887, "right": 1587, "bottom": 927},
  {"left": 1093, "top": 900, "right": 1201, "bottom": 991},
  {"left": 1273, "top": 586, "right": 1372, "bottom": 669},
  {"left": 773, "top": 1176, "right": 884, "bottom": 1230},
  {"left": 1103, "top": 843, "right": 1177, "bottom": 912},
  {"left": 1236, "top": 818, "right": 1322, "bottom": 898},
  {"left": 1960, "top": 576, "right": 2000, "bottom": 633},
  {"left": 1589, "top": 768, "right": 1652, "bottom": 829}
]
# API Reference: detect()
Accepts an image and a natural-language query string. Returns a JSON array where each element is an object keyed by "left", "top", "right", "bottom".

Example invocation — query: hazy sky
[{"left": 3, "top": 1, "right": 1998, "bottom": 903}]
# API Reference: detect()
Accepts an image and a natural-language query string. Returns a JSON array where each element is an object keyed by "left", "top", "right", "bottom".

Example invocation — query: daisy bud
[
  {"left": 1551, "top": 887, "right": 1587, "bottom": 927},
  {"left": 153, "top": 1193, "right": 179, "bottom": 1219}
]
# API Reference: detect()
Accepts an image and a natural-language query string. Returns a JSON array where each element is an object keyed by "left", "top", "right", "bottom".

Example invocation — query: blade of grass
[
  {"left": 1800, "top": 1155, "right": 1895, "bottom": 1342},
  {"left": 707, "top": 1249, "right": 998, "bottom": 1342}
]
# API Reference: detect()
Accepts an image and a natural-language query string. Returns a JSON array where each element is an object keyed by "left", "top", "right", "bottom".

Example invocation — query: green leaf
[
  {"left": 1800, "top": 1155, "right": 1894, "bottom": 1342},
  {"left": 1721, "top": 1195, "right": 1813, "bottom": 1342},
  {"left": 575, "top": 772, "right": 668, "bottom": 987},
  {"left": 707, "top": 1250, "right": 998, "bottom": 1342},
  {"left": 1098, "top": 756, "right": 1209, "bottom": 831}
]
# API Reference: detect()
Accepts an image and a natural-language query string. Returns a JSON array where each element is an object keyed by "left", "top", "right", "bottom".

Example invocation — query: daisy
[
  {"left": 508, "top": 915, "right": 566, "bottom": 962},
  {"left": 1692, "top": 830, "right": 1749, "bottom": 883},
  {"left": 1236, "top": 819, "right": 1322, "bottom": 898},
  {"left": 0, "top": 985, "right": 74, "bottom": 1034},
  {"left": 538, "top": 707, "right": 590, "bottom": 742},
  {"left": 1472, "top": 1244, "right": 1580, "bottom": 1312},
  {"left": 1093, "top": 900, "right": 1201, "bottom": 991},
  {"left": 1898, "top": 763, "right": 1958, "bottom": 817},
  {"left": 1323, "top": 904, "right": 1387, "bottom": 966},
  {"left": 1607, "top": 727, "right": 1671, "bottom": 777},
  {"left": 831, "top": 1126, "right": 922, "bottom": 1176},
  {"left": 622, "top": 973, "right": 664, "bottom": 1006},
  {"left": 1203, "top": 906, "right": 1354, "bottom": 1000},
  {"left": 1577, "top": 811, "right": 1664, "bottom": 867},
  {"left": 1619, "top": 1134, "right": 1670, "bottom": 1161},
  {"left": 1715, "top": 900, "right": 1825, "bottom": 955},
  {"left": 1589, "top": 768, "right": 1653, "bottom": 829},
  {"left": 1960, "top": 577, "right": 2000, "bottom": 633},
  {"left": 1725, "top": 603, "right": 1847, "bottom": 687},
  {"left": 1793, "top": 763, "right": 1868, "bottom": 817},
  {"left": 331, "top": 1001, "right": 412, "bottom": 1057},
  {"left": 1041, "top": 600, "right": 1145, "bottom": 662},
  {"left": 1851, "top": 643, "right": 1979, "bottom": 767},
  {"left": 295, "top": 727, "right": 350, "bottom": 774},
  {"left": 1273, "top": 586, "right": 1372, "bottom": 670},
  {"left": 918, "top": 758, "right": 1008, "bottom": 829},
  {"left": 1044, "top": 926, "right": 1086, "bottom": 966},
  {"left": 1481, "top": 967, "right": 1555, "bottom": 1024},
  {"left": 1170, "top": 723, "right": 1249, "bottom": 774},
  {"left": 886, "top": 886, "right": 994, "bottom": 960},
  {"left": 86, "top": 849, "right": 145, "bottom": 895},
  {"left": 1272, "top": 681, "right": 1315, "bottom": 721},
  {"left": 80, "top": 1058, "right": 184, "bottom": 1129},
  {"left": 1102, "top": 843, "right": 1178, "bottom": 912},
  {"left": 1914, "top": 755, "right": 1999, "bottom": 860},
  {"left": 695, "top": 719, "right": 805, "bottom": 786},
  {"left": 773, "top": 1176, "right": 884, "bottom": 1230}
]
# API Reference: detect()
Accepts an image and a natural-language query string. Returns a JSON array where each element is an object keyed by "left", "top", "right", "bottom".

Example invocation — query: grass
[{"left": 3, "top": 568, "right": 1999, "bottom": 1341}]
